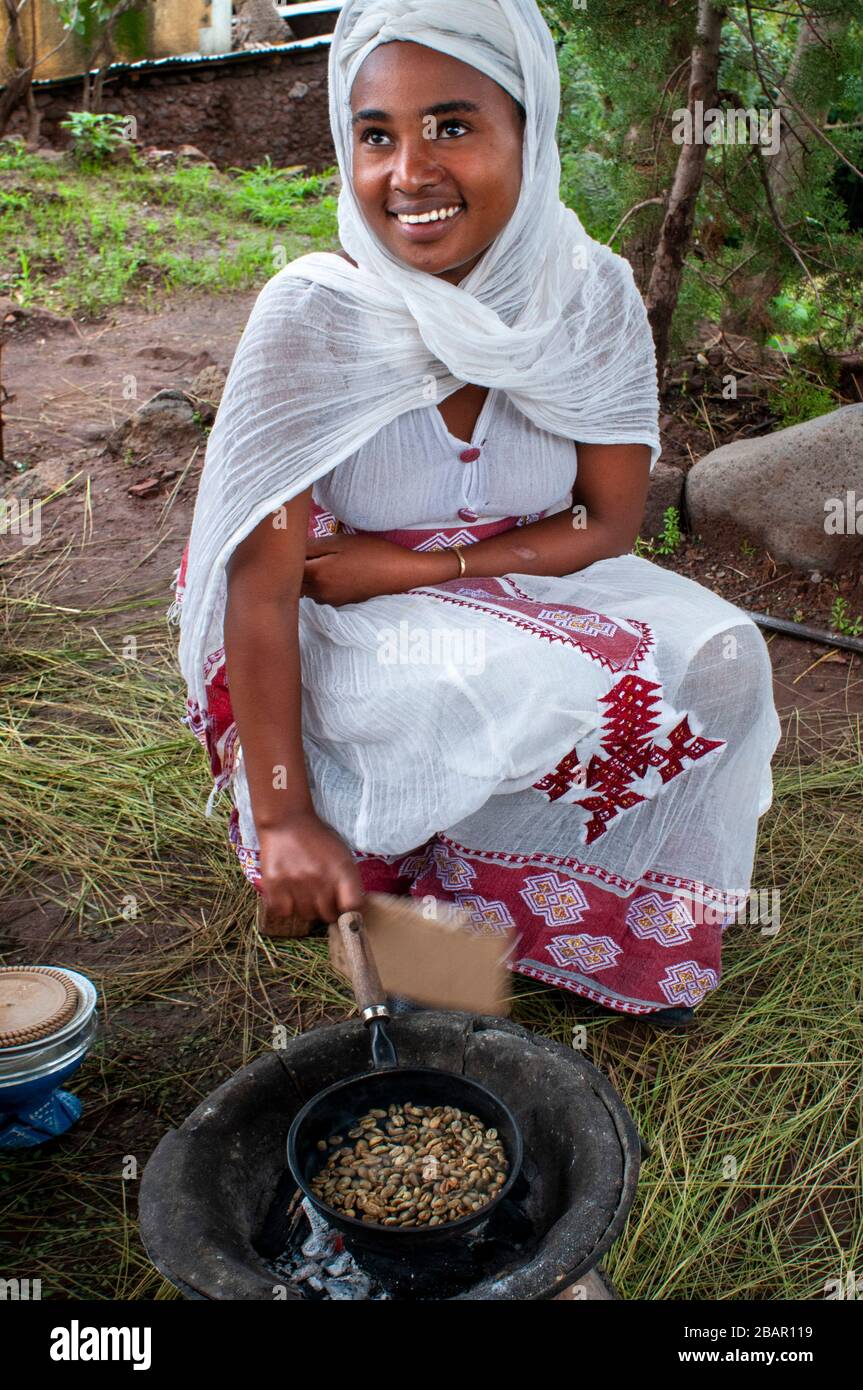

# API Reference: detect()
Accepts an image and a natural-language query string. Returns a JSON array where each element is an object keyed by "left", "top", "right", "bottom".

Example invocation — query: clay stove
[{"left": 140, "top": 1013, "right": 643, "bottom": 1300}]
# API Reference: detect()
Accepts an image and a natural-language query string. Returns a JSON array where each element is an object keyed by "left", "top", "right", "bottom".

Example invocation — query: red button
[
  {"left": 459, "top": 447, "right": 481, "bottom": 463},
  {"left": 458, "top": 507, "right": 478, "bottom": 522}
]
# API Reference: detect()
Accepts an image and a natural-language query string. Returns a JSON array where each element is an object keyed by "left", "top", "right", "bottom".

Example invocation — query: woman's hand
[
  {"left": 258, "top": 812, "right": 366, "bottom": 928},
  {"left": 302, "top": 533, "right": 453, "bottom": 606}
]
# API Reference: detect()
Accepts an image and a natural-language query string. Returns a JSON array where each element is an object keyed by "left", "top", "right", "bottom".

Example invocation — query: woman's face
[{"left": 349, "top": 41, "right": 524, "bottom": 285}]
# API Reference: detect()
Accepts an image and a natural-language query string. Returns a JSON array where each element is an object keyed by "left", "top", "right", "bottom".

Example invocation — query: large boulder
[
  {"left": 641, "top": 460, "right": 685, "bottom": 538},
  {"left": 685, "top": 404, "right": 863, "bottom": 572}
]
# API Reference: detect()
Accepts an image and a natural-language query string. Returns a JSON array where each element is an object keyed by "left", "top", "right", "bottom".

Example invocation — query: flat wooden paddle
[{"left": 258, "top": 891, "right": 513, "bottom": 1017}]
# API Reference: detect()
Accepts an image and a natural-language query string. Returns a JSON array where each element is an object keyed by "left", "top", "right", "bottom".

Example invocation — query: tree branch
[
  {"left": 729, "top": 5, "right": 863, "bottom": 182},
  {"left": 606, "top": 196, "right": 667, "bottom": 247}
]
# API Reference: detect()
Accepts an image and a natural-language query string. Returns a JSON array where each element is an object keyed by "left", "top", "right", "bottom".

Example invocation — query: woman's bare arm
[
  {"left": 223, "top": 489, "right": 364, "bottom": 924},
  {"left": 224, "top": 489, "right": 315, "bottom": 827}
]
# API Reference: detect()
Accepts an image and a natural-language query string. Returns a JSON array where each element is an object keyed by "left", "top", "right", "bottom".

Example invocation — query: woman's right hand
[{"left": 257, "top": 811, "right": 366, "bottom": 930}]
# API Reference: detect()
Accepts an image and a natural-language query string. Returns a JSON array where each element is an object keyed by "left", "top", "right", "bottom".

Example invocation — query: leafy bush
[
  {"left": 634, "top": 506, "right": 682, "bottom": 558},
  {"left": 229, "top": 158, "right": 336, "bottom": 227},
  {"left": 830, "top": 595, "right": 863, "bottom": 638},
  {"left": 60, "top": 112, "right": 133, "bottom": 165},
  {"left": 768, "top": 375, "right": 837, "bottom": 428}
]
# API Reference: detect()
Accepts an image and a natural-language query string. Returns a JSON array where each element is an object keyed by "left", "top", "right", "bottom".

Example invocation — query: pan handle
[
  {"left": 336, "top": 909, "right": 388, "bottom": 1020},
  {"left": 335, "top": 910, "right": 400, "bottom": 1072}
]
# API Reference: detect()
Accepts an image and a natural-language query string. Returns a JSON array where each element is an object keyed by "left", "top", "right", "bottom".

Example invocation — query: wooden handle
[{"left": 336, "top": 909, "right": 387, "bottom": 1014}]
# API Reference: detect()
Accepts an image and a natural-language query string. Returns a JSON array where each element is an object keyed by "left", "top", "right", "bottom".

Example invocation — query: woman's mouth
[{"left": 388, "top": 203, "right": 465, "bottom": 241}]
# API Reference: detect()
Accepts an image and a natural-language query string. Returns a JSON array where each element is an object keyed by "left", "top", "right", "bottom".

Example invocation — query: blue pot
[{"left": 0, "top": 968, "right": 98, "bottom": 1149}]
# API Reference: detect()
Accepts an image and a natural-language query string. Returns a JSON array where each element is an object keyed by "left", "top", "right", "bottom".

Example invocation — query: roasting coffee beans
[{"left": 309, "top": 1102, "right": 509, "bottom": 1226}]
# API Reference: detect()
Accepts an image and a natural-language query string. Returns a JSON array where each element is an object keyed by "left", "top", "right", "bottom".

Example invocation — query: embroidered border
[
  {"left": 433, "top": 833, "right": 746, "bottom": 911},
  {"left": 411, "top": 575, "right": 645, "bottom": 673}
]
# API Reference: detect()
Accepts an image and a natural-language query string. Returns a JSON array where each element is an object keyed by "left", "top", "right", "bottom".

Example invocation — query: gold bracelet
[{"left": 452, "top": 544, "right": 467, "bottom": 578}]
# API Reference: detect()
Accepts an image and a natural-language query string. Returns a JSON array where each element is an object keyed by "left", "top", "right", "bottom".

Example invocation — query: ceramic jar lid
[{"left": 0, "top": 968, "right": 80, "bottom": 1047}]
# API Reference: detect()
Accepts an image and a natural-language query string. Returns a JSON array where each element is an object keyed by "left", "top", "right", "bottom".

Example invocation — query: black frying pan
[{"left": 286, "top": 909, "right": 524, "bottom": 1255}]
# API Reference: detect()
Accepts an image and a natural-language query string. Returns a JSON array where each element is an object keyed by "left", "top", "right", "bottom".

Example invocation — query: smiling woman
[
  {"left": 349, "top": 46, "right": 524, "bottom": 280},
  {"left": 169, "top": 0, "right": 781, "bottom": 1025}
]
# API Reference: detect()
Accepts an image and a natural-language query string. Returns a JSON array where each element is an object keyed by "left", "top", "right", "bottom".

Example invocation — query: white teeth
[{"left": 396, "top": 205, "right": 462, "bottom": 225}]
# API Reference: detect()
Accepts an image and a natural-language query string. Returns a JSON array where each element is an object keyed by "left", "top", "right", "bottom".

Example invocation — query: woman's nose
[{"left": 390, "top": 135, "right": 446, "bottom": 191}]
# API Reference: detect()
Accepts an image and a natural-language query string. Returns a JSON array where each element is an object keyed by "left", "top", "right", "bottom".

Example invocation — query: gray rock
[
  {"left": 640, "top": 460, "right": 685, "bottom": 538},
  {"left": 685, "top": 404, "right": 863, "bottom": 573},
  {"left": 3, "top": 449, "right": 95, "bottom": 500},
  {"left": 4, "top": 456, "right": 74, "bottom": 500},
  {"left": 105, "top": 389, "right": 203, "bottom": 464},
  {"left": 78, "top": 421, "right": 112, "bottom": 443},
  {"left": 177, "top": 144, "right": 216, "bottom": 167},
  {"left": 188, "top": 364, "right": 227, "bottom": 409}
]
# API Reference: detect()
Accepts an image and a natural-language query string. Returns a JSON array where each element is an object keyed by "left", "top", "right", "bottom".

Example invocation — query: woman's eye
[{"left": 357, "top": 122, "right": 468, "bottom": 145}]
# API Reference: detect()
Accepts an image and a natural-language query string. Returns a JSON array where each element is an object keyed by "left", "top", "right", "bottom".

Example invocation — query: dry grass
[{"left": 0, "top": 567, "right": 860, "bottom": 1300}]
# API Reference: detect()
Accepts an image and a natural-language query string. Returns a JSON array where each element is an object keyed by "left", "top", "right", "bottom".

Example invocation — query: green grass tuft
[{"left": 0, "top": 149, "right": 340, "bottom": 317}]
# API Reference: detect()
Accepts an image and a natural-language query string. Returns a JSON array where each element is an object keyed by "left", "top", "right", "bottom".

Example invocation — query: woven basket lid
[{"left": 0, "top": 967, "right": 80, "bottom": 1047}]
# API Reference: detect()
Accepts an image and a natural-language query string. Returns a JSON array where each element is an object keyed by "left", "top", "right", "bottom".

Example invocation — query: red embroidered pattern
[
  {"left": 533, "top": 747, "right": 587, "bottom": 801},
  {"left": 412, "top": 575, "right": 645, "bottom": 673},
  {"left": 435, "top": 833, "right": 744, "bottom": 908},
  {"left": 532, "top": 671, "right": 727, "bottom": 844},
  {"left": 224, "top": 822, "right": 741, "bottom": 1013},
  {"left": 506, "top": 582, "right": 657, "bottom": 668},
  {"left": 308, "top": 499, "right": 549, "bottom": 551}
]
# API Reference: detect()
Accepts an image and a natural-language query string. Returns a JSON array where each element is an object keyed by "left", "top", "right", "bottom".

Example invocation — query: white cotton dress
[{"left": 222, "top": 386, "right": 783, "bottom": 1014}]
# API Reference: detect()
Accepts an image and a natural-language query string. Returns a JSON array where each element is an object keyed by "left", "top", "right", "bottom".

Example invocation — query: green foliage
[
  {"left": 60, "top": 112, "right": 132, "bottom": 164},
  {"left": 634, "top": 506, "right": 682, "bottom": 558},
  {"left": 546, "top": 0, "right": 863, "bottom": 359},
  {"left": 768, "top": 375, "right": 837, "bottom": 428},
  {"left": 668, "top": 263, "right": 724, "bottom": 364},
  {"left": 229, "top": 158, "right": 338, "bottom": 231},
  {"left": 829, "top": 595, "right": 863, "bottom": 637},
  {"left": 654, "top": 505, "right": 682, "bottom": 555},
  {"left": 56, "top": 0, "right": 146, "bottom": 54},
  {"left": 0, "top": 136, "right": 36, "bottom": 171},
  {"left": 0, "top": 149, "right": 339, "bottom": 316}
]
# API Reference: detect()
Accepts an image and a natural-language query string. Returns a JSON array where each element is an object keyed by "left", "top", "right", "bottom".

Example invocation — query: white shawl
[{"left": 169, "top": 0, "right": 661, "bottom": 718}]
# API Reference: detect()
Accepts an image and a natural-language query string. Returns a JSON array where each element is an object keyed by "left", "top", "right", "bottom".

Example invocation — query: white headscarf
[{"left": 170, "top": 0, "right": 661, "bottom": 724}]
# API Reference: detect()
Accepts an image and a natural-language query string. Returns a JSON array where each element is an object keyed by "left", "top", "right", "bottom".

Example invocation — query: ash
[{"left": 267, "top": 1199, "right": 391, "bottom": 1301}]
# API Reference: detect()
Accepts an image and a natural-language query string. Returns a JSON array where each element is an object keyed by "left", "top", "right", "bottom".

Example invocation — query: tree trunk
[
  {"left": 645, "top": 0, "right": 727, "bottom": 389},
  {"left": 80, "top": 0, "right": 141, "bottom": 114},
  {"left": 768, "top": 9, "right": 850, "bottom": 221},
  {"left": 234, "top": 0, "right": 291, "bottom": 47},
  {"left": 25, "top": 84, "right": 40, "bottom": 147},
  {"left": 620, "top": 28, "right": 696, "bottom": 296},
  {"left": 0, "top": 0, "right": 33, "bottom": 139}
]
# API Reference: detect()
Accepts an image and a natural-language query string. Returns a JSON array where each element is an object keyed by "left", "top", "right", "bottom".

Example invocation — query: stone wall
[{"left": 16, "top": 48, "right": 335, "bottom": 171}]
